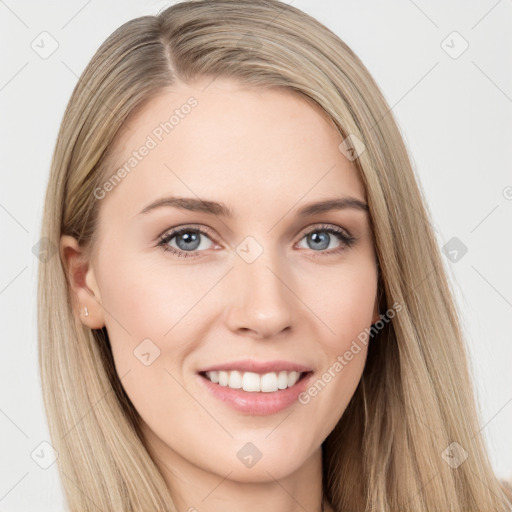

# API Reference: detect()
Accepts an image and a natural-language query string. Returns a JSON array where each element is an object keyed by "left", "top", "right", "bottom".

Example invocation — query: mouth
[
  {"left": 196, "top": 360, "right": 314, "bottom": 415},
  {"left": 200, "top": 369, "right": 310, "bottom": 392}
]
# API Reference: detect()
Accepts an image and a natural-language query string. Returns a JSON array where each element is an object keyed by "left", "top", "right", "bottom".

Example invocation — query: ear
[{"left": 60, "top": 235, "right": 105, "bottom": 329}]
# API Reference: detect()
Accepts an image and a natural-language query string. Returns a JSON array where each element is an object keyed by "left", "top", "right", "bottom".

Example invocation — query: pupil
[
  {"left": 178, "top": 231, "right": 200, "bottom": 250},
  {"left": 309, "top": 232, "right": 329, "bottom": 250}
]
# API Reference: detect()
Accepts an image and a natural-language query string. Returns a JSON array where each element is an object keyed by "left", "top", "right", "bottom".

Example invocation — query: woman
[{"left": 38, "top": 0, "right": 512, "bottom": 510}]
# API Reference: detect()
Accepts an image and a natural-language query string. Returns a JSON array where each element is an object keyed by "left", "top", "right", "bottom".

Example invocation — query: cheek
[
  {"left": 312, "top": 260, "right": 378, "bottom": 352},
  {"left": 299, "top": 261, "right": 376, "bottom": 422},
  {"left": 93, "top": 251, "right": 217, "bottom": 409},
  {"left": 96, "top": 248, "right": 217, "bottom": 342}
]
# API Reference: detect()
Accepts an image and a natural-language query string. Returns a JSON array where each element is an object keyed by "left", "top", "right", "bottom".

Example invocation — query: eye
[
  {"left": 295, "top": 223, "right": 356, "bottom": 256},
  {"left": 157, "top": 223, "right": 357, "bottom": 259},
  {"left": 157, "top": 225, "right": 216, "bottom": 258}
]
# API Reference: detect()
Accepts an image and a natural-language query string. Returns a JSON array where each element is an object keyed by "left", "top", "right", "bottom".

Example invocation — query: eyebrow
[{"left": 138, "top": 195, "right": 369, "bottom": 217}]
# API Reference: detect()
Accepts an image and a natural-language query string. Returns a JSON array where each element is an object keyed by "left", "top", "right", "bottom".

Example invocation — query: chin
[{"left": 221, "top": 459, "right": 305, "bottom": 484}]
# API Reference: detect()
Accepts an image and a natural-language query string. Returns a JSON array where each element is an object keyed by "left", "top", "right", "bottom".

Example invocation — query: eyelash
[{"left": 157, "top": 223, "right": 357, "bottom": 259}]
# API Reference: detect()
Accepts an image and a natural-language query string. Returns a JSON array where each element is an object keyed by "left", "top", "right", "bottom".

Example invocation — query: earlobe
[{"left": 60, "top": 235, "right": 105, "bottom": 329}]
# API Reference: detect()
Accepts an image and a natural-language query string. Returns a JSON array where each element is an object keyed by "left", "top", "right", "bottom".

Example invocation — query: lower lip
[{"left": 198, "top": 372, "right": 314, "bottom": 415}]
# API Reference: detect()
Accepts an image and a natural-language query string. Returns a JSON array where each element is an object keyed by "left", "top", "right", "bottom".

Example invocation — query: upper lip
[{"left": 198, "top": 359, "right": 313, "bottom": 374}]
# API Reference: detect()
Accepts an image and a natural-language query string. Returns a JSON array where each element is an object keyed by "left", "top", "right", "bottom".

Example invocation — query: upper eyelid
[
  {"left": 158, "top": 223, "right": 215, "bottom": 239},
  {"left": 296, "top": 223, "right": 352, "bottom": 238}
]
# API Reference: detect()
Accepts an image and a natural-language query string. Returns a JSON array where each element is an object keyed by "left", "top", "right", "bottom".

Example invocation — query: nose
[{"left": 223, "top": 250, "right": 296, "bottom": 339}]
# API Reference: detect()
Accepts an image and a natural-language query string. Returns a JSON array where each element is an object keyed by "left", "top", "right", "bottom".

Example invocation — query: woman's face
[{"left": 67, "top": 78, "right": 379, "bottom": 485}]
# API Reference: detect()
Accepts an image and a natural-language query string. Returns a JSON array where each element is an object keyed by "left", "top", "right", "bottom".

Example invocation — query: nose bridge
[{"left": 225, "top": 243, "right": 295, "bottom": 337}]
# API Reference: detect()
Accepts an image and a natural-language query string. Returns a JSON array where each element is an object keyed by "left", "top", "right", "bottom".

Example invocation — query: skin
[{"left": 61, "top": 77, "right": 380, "bottom": 512}]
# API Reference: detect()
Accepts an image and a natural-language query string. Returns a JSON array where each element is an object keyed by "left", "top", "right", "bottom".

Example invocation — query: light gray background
[{"left": 1, "top": 1, "right": 511, "bottom": 510}]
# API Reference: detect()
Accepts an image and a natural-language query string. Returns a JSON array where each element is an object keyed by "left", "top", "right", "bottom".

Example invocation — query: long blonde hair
[{"left": 37, "top": 0, "right": 512, "bottom": 510}]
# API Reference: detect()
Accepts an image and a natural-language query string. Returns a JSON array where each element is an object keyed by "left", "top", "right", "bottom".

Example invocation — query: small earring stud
[{"left": 83, "top": 306, "right": 89, "bottom": 317}]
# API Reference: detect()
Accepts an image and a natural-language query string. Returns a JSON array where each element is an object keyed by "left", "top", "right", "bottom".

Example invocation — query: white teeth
[
  {"left": 288, "top": 371, "right": 300, "bottom": 387},
  {"left": 204, "top": 370, "right": 305, "bottom": 392},
  {"left": 228, "top": 370, "right": 243, "bottom": 389},
  {"left": 218, "top": 371, "right": 228, "bottom": 386},
  {"left": 277, "top": 370, "right": 289, "bottom": 389},
  {"left": 242, "top": 371, "right": 261, "bottom": 392},
  {"left": 260, "top": 372, "right": 277, "bottom": 392}
]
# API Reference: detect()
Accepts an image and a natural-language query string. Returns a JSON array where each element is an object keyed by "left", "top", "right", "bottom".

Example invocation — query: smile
[
  {"left": 197, "top": 360, "right": 314, "bottom": 415},
  {"left": 203, "top": 370, "right": 305, "bottom": 392}
]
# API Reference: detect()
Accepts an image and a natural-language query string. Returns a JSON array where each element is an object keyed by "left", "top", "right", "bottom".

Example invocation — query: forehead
[{"left": 99, "top": 78, "right": 366, "bottom": 220}]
